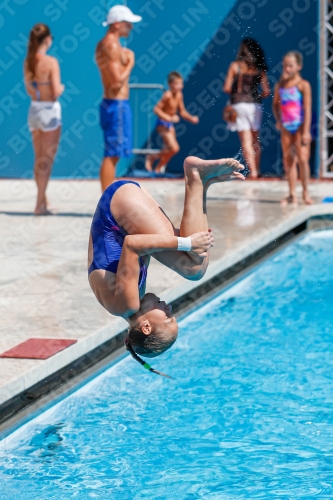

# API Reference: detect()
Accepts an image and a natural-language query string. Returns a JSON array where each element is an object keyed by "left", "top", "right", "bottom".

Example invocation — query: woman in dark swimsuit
[
  {"left": 88, "top": 156, "right": 244, "bottom": 375},
  {"left": 223, "top": 38, "right": 270, "bottom": 178}
]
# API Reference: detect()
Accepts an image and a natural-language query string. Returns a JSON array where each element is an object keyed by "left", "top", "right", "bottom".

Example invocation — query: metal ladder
[{"left": 129, "top": 83, "right": 165, "bottom": 155}]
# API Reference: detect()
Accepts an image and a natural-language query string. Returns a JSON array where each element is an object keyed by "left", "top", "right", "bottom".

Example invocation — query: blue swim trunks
[
  {"left": 100, "top": 99, "right": 132, "bottom": 158},
  {"left": 156, "top": 117, "right": 173, "bottom": 129}
]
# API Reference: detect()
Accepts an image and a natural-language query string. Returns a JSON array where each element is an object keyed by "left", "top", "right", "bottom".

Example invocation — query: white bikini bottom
[{"left": 28, "top": 101, "right": 62, "bottom": 132}]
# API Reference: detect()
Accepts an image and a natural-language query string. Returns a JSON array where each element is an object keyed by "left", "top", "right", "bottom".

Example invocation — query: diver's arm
[
  {"left": 110, "top": 240, "right": 142, "bottom": 316},
  {"left": 108, "top": 235, "right": 178, "bottom": 316},
  {"left": 125, "top": 234, "right": 178, "bottom": 256},
  {"left": 125, "top": 233, "right": 213, "bottom": 258},
  {"left": 98, "top": 232, "right": 213, "bottom": 316}
]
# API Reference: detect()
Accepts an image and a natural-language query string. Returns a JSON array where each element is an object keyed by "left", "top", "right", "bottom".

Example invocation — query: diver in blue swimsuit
[
  {"left": 89, "top": 180, "right": 148, "bottom": 294},
  {"left": 88, "top": 157, "right": 245, "bottom": 376}
]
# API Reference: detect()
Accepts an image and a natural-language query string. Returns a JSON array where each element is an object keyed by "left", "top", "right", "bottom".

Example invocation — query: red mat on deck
[{"left": 0, "top": 338, "right": 77, "bottom": 359}]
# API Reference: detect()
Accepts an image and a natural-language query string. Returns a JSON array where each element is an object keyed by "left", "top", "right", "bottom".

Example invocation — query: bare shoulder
[
  {"left": 163, "top": 90, "right": 172, "bottom": 100},
  {"left": 34, "top": 54, "right": 55, "bottom": 77},
  {"left": 46, "top": 55, "right": 59, "bottom": 68},
  {"left": 299, "top": 79, "right": 311, "bottom": 92},
  {"left": 96, "top": 37, "right": 119, "bottom": 59}
]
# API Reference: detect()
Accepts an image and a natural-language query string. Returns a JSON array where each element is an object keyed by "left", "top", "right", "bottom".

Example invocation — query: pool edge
[{"left": 0, "top": 208, "right": 332, "bottom": 435}]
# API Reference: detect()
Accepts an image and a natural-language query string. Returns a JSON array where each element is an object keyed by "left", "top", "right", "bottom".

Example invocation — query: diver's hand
[{"left": 189, "top": 230, "right": 214, "bottom": 257}]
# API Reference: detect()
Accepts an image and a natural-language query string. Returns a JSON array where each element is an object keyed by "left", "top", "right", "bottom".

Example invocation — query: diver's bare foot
[
  {"left": 184, "top": 156, "right": 245, "bottom": 186},
  {"left": 280, "top": 195, "right": 298, "bottom": 207},
  {"left": 303, "top": 193, "right": 314, "bottom": 205}
]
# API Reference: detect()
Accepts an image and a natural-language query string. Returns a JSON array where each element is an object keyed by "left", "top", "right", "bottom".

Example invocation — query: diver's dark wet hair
[
  {"left": 124, "top": 337, "right": 173, "bottom": 379},
  {"left": 239, "top": 38, "right": 268, "bottom": 71},
  {"left": 127, "top": 325, "right": 177, "bottom": 357}
]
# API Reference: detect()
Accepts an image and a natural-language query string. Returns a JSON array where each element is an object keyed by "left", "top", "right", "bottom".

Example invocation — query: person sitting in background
[
  {"left": 145, "top": 71, "right": 199, "bottom": 174},
  {"left": 223, "top": 38, "right": 270, "bottom": 178},
  {"left": 272, "top": 51, "right": 313, "bottom": 206},
  {"left": 24, "top": 23, "right": 64, "bottom": 215}
]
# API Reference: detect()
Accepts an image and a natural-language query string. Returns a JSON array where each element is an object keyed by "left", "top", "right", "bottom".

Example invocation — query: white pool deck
[{"left": 0, "top": 177, "right": 332, "bottom": 408}]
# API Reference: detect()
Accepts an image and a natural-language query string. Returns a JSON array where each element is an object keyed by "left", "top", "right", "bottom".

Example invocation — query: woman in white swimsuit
[
  {"left": 24, "top": 23, "right": 64, "bottom": 215},
  {"left": 223, "top": 38, "right": 270, "bottom": 178}
]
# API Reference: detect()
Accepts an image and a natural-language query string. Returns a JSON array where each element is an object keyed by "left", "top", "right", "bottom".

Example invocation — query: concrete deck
[{"left": 0, "top": 178, "right": 332, "bottom": 407}]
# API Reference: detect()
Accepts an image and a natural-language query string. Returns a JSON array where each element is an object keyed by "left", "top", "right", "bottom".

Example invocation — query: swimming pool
[{"left": 1, "top": 230, "right": 333, "bottom": 499}]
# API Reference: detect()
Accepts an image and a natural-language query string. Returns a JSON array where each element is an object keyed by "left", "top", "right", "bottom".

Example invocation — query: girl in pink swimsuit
[{"left": 273, "top": 51, "right": 313, "bottom": 205}]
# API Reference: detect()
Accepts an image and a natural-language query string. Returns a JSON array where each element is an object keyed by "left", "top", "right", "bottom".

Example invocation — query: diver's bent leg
[{"left": 180, "top": 156, "right": 244, "bottom": 236}]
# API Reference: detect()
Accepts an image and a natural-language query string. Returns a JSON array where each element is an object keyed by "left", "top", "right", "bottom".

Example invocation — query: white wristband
[{"left": 177, "top": 236, "right": 192, "bottom": 251}]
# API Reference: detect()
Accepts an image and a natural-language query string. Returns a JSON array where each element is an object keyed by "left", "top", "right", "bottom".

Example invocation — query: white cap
[{"left": 102, "top": 5, "right": 142, "bottom": 26}]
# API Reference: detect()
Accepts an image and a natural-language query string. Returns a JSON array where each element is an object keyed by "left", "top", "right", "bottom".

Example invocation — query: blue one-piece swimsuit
[{"left": 88, "top": 180, "right": 147, "bottom": 292}]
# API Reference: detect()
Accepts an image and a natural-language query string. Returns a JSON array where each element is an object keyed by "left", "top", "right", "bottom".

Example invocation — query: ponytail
[
  {"left": 26, "top": 23, "right": 51, "bottom": 77},
  {"left": 124, "top": 338, "right": 174, "bottom": 379}
]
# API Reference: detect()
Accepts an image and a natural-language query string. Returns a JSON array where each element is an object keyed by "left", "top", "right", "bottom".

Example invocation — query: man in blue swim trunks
[{"left": 96, "top": 5, "right": 142, "bottom": 191}]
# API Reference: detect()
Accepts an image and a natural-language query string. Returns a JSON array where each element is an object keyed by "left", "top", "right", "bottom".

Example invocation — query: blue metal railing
[{"left": 129, "top": 83, "right": 165, "bottom": 155}]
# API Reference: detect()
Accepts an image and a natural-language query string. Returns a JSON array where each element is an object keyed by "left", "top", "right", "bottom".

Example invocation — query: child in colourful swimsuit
[
  {"left": 273, "top": 51, "right": 313, "bottom": 205},
  {"left": 145, "top": 71, "right": 199, "bottom": 173}
]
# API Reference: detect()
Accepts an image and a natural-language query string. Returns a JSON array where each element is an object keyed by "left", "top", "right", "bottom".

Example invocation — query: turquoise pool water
[{"left": 1, "top": 230, "right": 333, "bottom": 499}]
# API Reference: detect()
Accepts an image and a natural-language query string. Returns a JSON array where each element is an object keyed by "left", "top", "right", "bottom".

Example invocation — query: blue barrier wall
[{"left": 0, "top": 0, "right": 318, "bottom": 178}]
